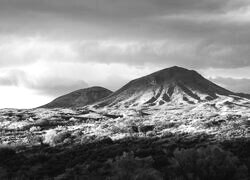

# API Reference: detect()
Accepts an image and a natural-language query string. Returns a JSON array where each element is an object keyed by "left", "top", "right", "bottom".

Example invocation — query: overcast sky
[{"left": 0, "top": 0, "right": 250, "bottom": 108}]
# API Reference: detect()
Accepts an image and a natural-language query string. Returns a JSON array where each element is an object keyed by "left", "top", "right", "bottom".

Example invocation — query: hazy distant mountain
[
  {"left": 95, "top": 66, "right": 244, "bottom": 108},
  {"left": 41, "top": 86, "right": 112, "bottom": 108}
]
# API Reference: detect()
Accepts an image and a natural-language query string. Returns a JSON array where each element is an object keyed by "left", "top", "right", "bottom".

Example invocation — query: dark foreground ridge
[{"left": 40, "top": 86, "right": 112, "bottom": 108}]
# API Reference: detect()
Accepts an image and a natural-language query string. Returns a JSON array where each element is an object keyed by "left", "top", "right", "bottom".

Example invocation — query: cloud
[
  {"left": 29, "top": 77, "right": 89, "bottom": 96},
  {"left": 210, "top": 77, "right": 250, "bottom": 94},
  {"left": 0, "top": 0, "right": 250, "bottom": 108},
  {"left": 0, "top": 0, "right": 246, "bottom": 19},
  {"left": 0, "top": 69, "right": 25, "bottom": 86},
  {"left": 0, "top": 69, "right": 88, "bottom": 96},
  {"left": 0, "top": 36, "right": 77, "bottom": 68},
  {"left": 0, "top": 0, "right": 249, "bottom": 69}
]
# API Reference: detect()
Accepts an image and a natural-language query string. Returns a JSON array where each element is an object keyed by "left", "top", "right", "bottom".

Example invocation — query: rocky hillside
[
  {"left": 41, "top": 86, "right": 112, "bottom": 108},
  {"left": 95, "top": 66, "right": 242, "bottom": 108}
]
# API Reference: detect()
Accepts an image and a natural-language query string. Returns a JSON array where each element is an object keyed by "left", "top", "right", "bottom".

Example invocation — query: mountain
[
  {"left": 40, "top": 86, "right": 112, "bottom": 108},
  {"left": 236, "top": 93, "right": 250, "bottom": 99},
  {"left": 95, "top": 66, "right": 245, "bottom": 108}
]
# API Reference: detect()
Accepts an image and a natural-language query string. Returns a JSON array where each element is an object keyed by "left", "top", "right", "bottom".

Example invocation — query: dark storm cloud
[
  {"left": 0, "top": 0, "right": 250, "bottom": 68},
  {"left": 0, "top": 0, "right": 247, "bottom": 35},
  {"left": 0, "top": 0, "right": 245, "bottom": 18},
  {"left": 210, "top": 77, "right": 250, "bottom": 94}
]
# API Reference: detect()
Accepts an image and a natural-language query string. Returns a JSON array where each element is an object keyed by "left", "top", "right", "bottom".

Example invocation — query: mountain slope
[
  {"left": 41, "top": 86, "right": 112, "bottom": 108},
  {"left": 95, "top": 66, "right": 243, "bottom": 108}
]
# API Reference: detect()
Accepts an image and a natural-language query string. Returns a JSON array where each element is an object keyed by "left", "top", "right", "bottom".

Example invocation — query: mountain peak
[
  {"left": 40, "top": 86, "right": 112, "bottom": 108},
  {"left": 95, "top": 66, "right": 235, "bottom": 108},
  {"left": 164, "top": 66, "right": 188, "bottom": 70},
  {"left": 148, "top": 66, "right": 199, "bottom": 80}
]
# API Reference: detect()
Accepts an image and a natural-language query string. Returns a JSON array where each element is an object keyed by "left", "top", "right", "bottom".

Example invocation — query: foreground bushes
[
  {"left": 0, "top": 146, "right": 16, "bottom": 162},
  {"left": 44, "top": 130, "right": 72, "bottom": 146},
  {"left": 54, "top": 145, "right": 248, "bottom": 180},
  {"left": 167, "top": 146, "right": 248, "bottom": 180},
  {"left": 0, "top": 137, "right": 249, "bottom": 180},
  {"left": 106, "top": 146, "right": 248, "bottom": 180},
  {"left": 109, "top": 152, "right": 163, "bottom": 180}
]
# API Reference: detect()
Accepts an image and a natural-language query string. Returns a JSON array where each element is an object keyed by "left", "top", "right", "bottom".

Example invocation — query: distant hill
[
  {"left": 40, "top": 66, "right": 250, "bottom": 109},
  {"left": 40, "top": 86, "right": 112, "bottom": 108},
  {"left": 95, "top": 66, "right": 247, "bottom": 108}
]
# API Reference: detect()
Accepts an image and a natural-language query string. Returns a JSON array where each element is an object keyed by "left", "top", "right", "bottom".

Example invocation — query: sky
[{"left": 0, "top": 0, "right": 250, "bottom": 108}]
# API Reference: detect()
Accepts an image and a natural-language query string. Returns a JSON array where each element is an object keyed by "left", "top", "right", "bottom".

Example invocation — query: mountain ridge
[
  {"left": 40, "top": 86, "right": 112, "bottom": 108},
  {"left": 95, "top": 66, "right": 246, "bottom": 108},
  {"left": 40, "top": 66, "right": 250, "bottom": 109}
]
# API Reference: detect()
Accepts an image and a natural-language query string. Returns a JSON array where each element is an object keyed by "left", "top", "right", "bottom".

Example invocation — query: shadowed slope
[{"left": 40, "top": 86, "right": 112, "bottom": 108}]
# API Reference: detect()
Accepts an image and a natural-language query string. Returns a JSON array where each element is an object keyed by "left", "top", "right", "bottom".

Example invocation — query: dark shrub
[
  {"left": 167, "top": 145, "right": 248, "bottom": 180},
  {"left": 53, "top": 132, "right": 71, "bottom": 144},
  {"left": 35, "top": 119, "right": 50, "bottom": 127},
  {"left": 139, "top": 125, "right": 155, "bottom": 134},
  {"left": 0, "top": 167, "right": 8, "bottom": 179},
  {"left": 0, "top": 146, "right": 16, "bottom": 161},
  {"left": 130, "top": 125, "right": 139, "bottom": 133},
  {"left": 109, "top": 152, "right": 163, "bottom": 180}
]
